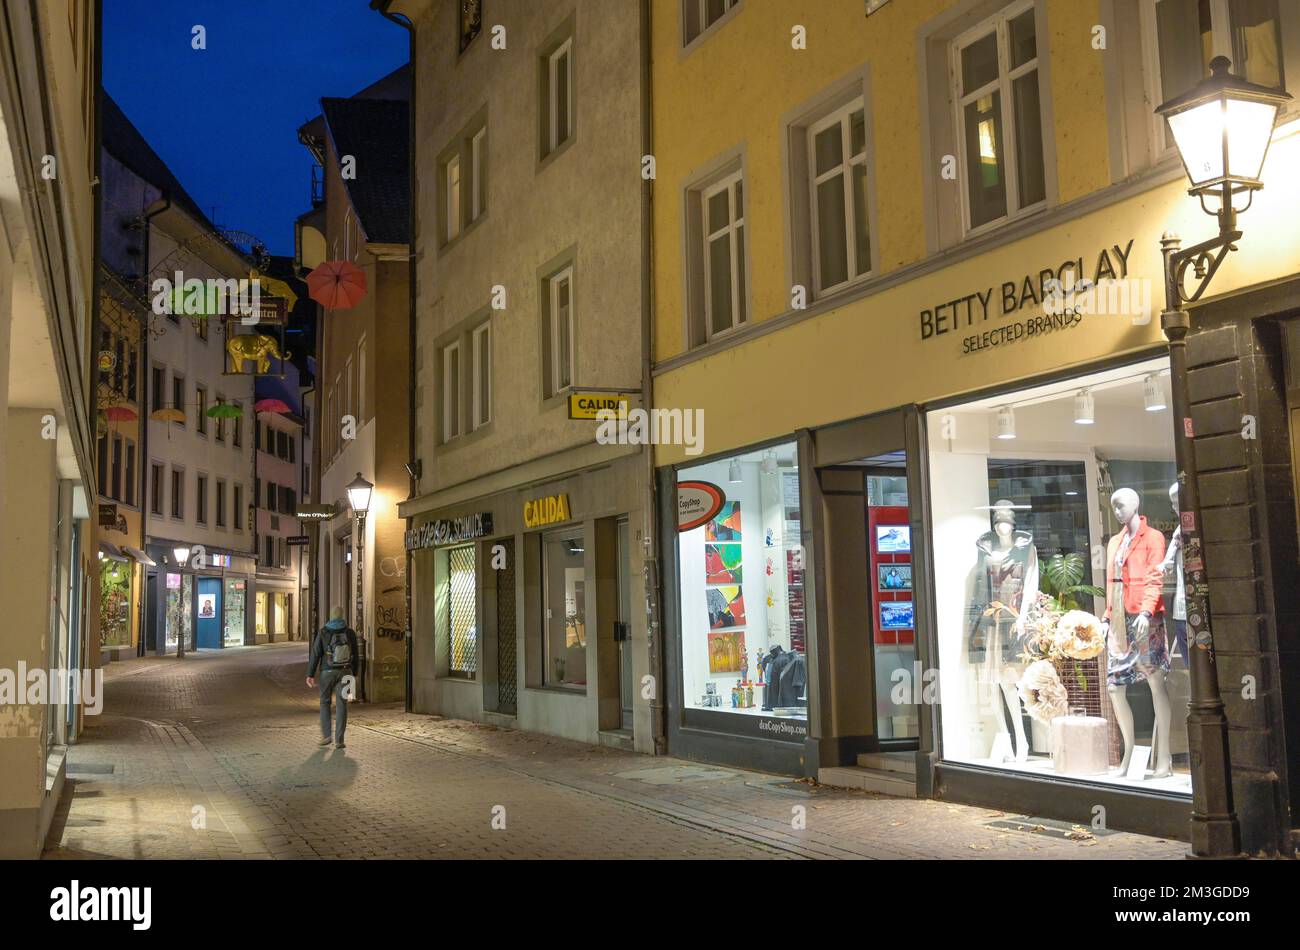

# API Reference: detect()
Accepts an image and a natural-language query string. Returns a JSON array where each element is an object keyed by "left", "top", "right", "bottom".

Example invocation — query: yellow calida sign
[
  {"left": 568, "top": 392, "right": 631, "bottom": 420},
  {"left": 523, "top": 493, "right": 571, "bottom": 528}
]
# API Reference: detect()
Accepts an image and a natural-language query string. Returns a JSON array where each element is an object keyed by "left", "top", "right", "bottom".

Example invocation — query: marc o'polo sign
[
  {"left": 678, "top": 480, "right": 724, "bottom": 531},
  {"left": 918, "top": 239, "right": 1136, "bottom": 351}
]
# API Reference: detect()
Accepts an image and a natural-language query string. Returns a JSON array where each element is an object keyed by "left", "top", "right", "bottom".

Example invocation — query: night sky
[{"left": 103, "top": 0, "right": 408, "bottom": 255}]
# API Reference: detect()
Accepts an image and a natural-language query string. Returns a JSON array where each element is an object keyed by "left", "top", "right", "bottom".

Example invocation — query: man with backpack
[{"left": 307, "top": 606, "right": 359, "bottom": 748}]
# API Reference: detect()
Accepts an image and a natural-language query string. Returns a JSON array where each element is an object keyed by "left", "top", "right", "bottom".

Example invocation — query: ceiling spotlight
[
  {"left": 996, "top": 406, "right": 1016, "bottom": 440},
  {"left": 1074, "top": 389, "right": 1095, "bottom": 425},
  {"left": 728, "top": 458, "right": 742, "bottom": 483},
  {"left": 1144, "top": 374, "right": 1167, "bottom": 412}
]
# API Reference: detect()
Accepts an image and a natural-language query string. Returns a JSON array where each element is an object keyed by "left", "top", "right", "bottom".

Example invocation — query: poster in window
[
  {"left": 707, "top": 630, "right": 747, "bottom": 674},
  {"left": 880, "top": 600, "right": 914, "bottom": 630},
  {"left": 198, "top": 592, "right": 217, "bottom": 619},
  {"left": 705, "top": 543, "right": 743, "bottom": 584},
  {"left": 877, "top": 564, "right": 913, "bottom": 591},
  {"left": 707, "top": 585, "right": 747, "bottom": 629},
  {"left": 875, "top": 524, "right": 911, "bottom": 553},
  {"left": 705, "top": 501, "right": 742, "bottom": 541}
]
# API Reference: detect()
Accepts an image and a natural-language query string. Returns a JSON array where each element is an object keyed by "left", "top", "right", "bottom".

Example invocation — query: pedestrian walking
[{"left": 307, "top": 606, "right": 359, "bottom": 748}]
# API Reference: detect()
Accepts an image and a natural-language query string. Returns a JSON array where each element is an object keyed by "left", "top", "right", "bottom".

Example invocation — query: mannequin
[
  {"left": 968, "top": 500, "right": 1038, "bottom": 762},
  {"left": 1158, "top": 483, "right": 1187, "bottom": 668},
  {"left": 1102, "top": 488, "right": 1172, "bottom": 778}
]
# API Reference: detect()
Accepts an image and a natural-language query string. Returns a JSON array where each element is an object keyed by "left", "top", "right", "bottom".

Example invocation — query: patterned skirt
[{"left": 1107, "top": 613, "right": 1170, "bottom": 687}]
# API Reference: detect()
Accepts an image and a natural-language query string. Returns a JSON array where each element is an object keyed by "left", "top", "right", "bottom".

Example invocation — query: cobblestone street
[{"left": 43, "top": 645, "right": 1187, "bottom": 860}]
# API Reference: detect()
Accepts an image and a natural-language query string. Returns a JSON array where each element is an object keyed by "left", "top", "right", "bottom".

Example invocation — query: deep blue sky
[{"left": 104, "top": 1, "right": 407, "bottom": 255}]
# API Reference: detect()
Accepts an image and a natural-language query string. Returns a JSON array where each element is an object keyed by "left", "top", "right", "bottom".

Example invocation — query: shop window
[
  {"left": 683, "top": 0, "right": 741, "bottom": 47},
  {"left": 676, "top": 443, "right": 806, "bottom": 718},
  {"left": 541, "top": 36, "right": 573, "bottom": 159},
  {"left": 952, "top": 1, "right": 1046, "bottom": 232},
  {"left": 542, "top": 531, "right": 587, "bottom": 689},
  {"left": 165, "top": 574, "right": 193, "bottom": 652},
  {"left": 472, "top": 321, "right": 491, "bottom": 430},
  {"left": 542, "top": 265, "right": 574, "bottom": 398},
  {"left": 448, "top": 544, "right": 477, "bottom": 678},
  {"left": 99, "top": 559, "right": 132, "bottom": 648},
  {"left": 224, "top": 578, "right": 246, "bottom": 647},
  {"left": 926, "top": 357, "right": 1189, "bottom": 795}
]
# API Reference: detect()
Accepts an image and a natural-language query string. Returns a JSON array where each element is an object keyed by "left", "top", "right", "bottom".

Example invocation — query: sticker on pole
[
  {"left": 1181, "top": 511, "right": 1195, "bottom": 532},
  {"left": 1183, "top": 417, "right": 1195, "bottom": 437}
]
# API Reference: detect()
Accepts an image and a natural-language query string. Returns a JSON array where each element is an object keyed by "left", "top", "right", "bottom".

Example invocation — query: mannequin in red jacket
[{"left": 1102, "top": 487, "right": 1172, "bottom": 778}]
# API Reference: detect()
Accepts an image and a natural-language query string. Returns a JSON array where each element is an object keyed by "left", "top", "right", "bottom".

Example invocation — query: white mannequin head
[
  {"left": 1110, "top": 487, "right": 1140, "bottom": 525},
  {"left": 1168, "top": 481, "right": 1179, "bottom": 516}
]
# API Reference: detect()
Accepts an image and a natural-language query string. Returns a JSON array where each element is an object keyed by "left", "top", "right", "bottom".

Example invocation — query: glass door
[{"left": 864, "top": 460, "right": 918, "bottom": 744}]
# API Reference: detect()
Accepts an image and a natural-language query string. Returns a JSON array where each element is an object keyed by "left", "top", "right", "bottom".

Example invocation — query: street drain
[{"left": 986, "top": 815, "right": 1117, "bottom": 839}]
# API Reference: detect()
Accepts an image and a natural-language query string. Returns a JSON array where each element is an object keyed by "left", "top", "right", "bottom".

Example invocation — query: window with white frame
[
  {"left": 472, "top": 321, "right": 491, "bottom": 430},
  {"left": 701, "top": 171, "right": 747, "bottom": 339},
  {"left": 1145, "top": 0, "right": 1284, "bottom": 151},
  {"left": 684, "top": 0, "right": 740, "bottom": 46},
  {"left": 470, "top": 127, "right": 486, "bottom": 223},
  {"left": 445, "top": 153, "right": 462, "bottom": 242},
  {"left": 442, "top": 340, "right": 462, "bottom": 442},
  {"left": 953, "top": 1, "right": 1046, "bottom": 232},
  {"left": 543, "top": 38, "right": 573, "bottom": 157},
  {"left": 809, "top": 99, "right": 872, "bottom": 294},
  {"left": 545, "top": 265, "right": 575, "bottom": 397}
]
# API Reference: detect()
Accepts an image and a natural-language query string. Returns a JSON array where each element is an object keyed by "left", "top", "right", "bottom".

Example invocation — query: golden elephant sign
[{"left": 226, "top": 333, "right": 289, "bottom": 375}]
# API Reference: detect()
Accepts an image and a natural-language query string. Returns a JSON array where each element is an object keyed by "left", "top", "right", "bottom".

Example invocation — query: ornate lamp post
[
  {"left": 1154, "top": 56, "right": 1290, "bottom": 857},
  {"left": 172, "top": 545, "right": 191, "bottom": 659},
  {"left": 346, "top": 473, "right": 374, "bottom": 701}
]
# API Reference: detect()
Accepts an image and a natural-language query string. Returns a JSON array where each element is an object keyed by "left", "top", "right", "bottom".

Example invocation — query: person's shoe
[
  {"left": 318, "top": 736, "right": 332, "bottom": 746},
  {"left": 335, "top": 738, "right": 346, "bottom": 749}
]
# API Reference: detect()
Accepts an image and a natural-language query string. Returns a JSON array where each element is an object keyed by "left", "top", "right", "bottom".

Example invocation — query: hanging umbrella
[
  {"left": 253, "top": 398, "right": 291, "bottom": 414},
  {"left": 306, "top": 260, "right": 367, "bottom": 310},
  {"left": 206, "top": 403, "right": 243, "bottom": 419},
  {"left": 149, "top": 408, "right": 185, "bottom": 423},
  {"left": 104, "top": 406, "right": 137, "bottom": 422}
]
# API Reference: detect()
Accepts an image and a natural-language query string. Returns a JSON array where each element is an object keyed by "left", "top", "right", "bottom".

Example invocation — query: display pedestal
[{"left": 1050, "top": 714, "right": 1109, "bottom": 775}]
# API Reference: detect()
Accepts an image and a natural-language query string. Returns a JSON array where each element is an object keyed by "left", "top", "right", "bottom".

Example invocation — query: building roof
[
  {"left": 101, "top": 94, "right": 216, "bottom": 231},
  {"left": 320, "top": 97, "right": 409, "bottom": 245}
]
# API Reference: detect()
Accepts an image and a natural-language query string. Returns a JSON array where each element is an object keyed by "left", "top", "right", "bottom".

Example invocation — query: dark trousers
[{"left": 318, "top": 667, "right": 350, "bottom": 741}]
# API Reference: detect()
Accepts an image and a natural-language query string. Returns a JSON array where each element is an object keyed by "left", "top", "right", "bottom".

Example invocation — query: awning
[
  {"left": 98, "top": 542, "right": 128, "bottom": 563},
  {"left": 123, "top": 546, "right": 156, "bottom": 566}
]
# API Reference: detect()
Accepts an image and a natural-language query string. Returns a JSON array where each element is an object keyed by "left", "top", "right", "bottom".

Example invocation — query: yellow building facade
[{"left": 651, "top": 0, "right": 1300, "bottom": 854}]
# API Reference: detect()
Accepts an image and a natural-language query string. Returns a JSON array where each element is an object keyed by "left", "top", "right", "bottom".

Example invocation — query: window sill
[
  {"left": 961, "top": 200, "right": 1048, "bottom": 245},
  {"left": 537, "top": 134, "right": 576, "bottom": 175},
  {"left": 680, "top": 2, "right": 744, "bottom": 60},
  {"left": 526, "top": 684, "right": 587, "bottom": 697}
]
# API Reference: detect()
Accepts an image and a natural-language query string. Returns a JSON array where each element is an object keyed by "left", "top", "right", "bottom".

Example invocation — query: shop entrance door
[
  {"left": 617, "top": 519, "right": 633, "bottom": 731},
  {"left": 196, "top": 577, "right": 223, "bottom": 649},
  {"left": 496, "top": 538, "right": 518, "bottom": 716}
]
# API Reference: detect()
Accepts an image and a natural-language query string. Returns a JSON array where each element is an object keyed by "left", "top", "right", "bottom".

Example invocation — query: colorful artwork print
[
  {"left": 707, "top": 630, "right": 748, "bottom": 674},
  {"left": 705, "top": 501, "right": 742, "bottom": 541},
  {"left": 707, "top": 586, "right": 747, "bottom": 629},
  {"left": 705, "top": 543, "right": 743, "bottom": 584}
]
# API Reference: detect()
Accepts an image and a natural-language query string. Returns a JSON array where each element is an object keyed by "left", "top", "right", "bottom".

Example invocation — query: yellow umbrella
[{"left": 149, "top": 406, "right": 185, "bottom": 440}]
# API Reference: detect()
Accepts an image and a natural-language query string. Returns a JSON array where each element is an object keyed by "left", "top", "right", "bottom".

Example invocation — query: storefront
[
  {"left": 406, "top": 454, "right": 649, "bottom": 750},
  {"left": 144, "top": 543, "right": 253, "bottom": 654},
  {"left": 254, "top": 587, "right": 293, "bottom": 643}
]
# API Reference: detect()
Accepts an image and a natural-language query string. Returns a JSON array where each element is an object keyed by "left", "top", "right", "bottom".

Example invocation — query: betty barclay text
[{"left": 918, "top": 239, "right": 1135, "bottom": 341}]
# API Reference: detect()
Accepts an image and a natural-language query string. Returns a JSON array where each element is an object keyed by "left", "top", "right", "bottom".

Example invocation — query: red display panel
[{"left": 868, "top": 505, "right": 913, "bottom": 646}]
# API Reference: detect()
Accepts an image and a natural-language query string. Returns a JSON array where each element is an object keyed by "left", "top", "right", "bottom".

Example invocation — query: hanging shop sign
[
  {"left": 918, "top": 238, "right": 1143, "bottom": 352},
  {"left": 295, "top": 504, "right": 335, "bottom": 520},
  {"left": 568, "top": 391, "right": 633, "bottom": 420},
  {"left": 677, "top": 481, "right": 724, "bottom": 532},
  {"left": 97, "top": 503, "right": 118, "bottom": 527},
  {"left": 405, "top": 512, "right": 494, "bottom": 550},
  {"left": 523, "top": 493, "right": 571, "bottom": 528},
  {"left": 286, "top": 535, "right": 311, "bottom": 546}
]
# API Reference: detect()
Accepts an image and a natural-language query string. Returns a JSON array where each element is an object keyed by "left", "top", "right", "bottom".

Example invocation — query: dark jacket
[{"left": 308, "top": 621, "right": 359, "bottom": 678}]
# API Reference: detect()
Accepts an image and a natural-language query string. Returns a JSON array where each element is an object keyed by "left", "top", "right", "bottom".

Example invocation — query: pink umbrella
[
  {"left": 254, "top": 398, "right": 291, "bottom": 414},
  {"left": 104, "top": 406, "right": 138, "bottom": 421},
  {"left": 306, "top": 260, "right": 367, "bottom": 310}
]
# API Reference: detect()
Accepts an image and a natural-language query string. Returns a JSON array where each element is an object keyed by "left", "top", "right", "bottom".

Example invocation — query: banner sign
[{"left": 405, "top": 512, "right": 493, "bottom": 551}]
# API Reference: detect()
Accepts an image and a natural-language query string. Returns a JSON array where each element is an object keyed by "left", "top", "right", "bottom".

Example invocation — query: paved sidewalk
[{"left": 44, "top": 645, "right": 1186, "bottom": 859}]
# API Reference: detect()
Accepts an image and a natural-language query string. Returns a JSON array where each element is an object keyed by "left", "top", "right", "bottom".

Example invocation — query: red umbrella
[
  {"left": 104, "top": 406, "right": 137, "bottom": 421},
  {"left": 306, "top": 260, "right": 367, "bottom": 310},
  {"left": 254, "top": 398, "right": 291, "bottom": 414}
]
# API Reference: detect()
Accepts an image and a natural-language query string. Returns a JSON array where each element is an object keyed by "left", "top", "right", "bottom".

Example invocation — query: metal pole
[
  {"left": 355, "top": 510, "right": 368, "bottom": 702},
  {"left": 1160, "top": 232, "right": 1241, "bottom": 858}
]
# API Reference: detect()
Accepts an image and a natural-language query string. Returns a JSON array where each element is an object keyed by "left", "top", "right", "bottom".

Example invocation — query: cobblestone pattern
[{"left": 45, "top": 645, "right": 1186, "bottom": 860}]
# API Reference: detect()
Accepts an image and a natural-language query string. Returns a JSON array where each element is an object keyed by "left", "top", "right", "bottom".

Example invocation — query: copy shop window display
[
  {"left": 927, "top": 357, "right": 1191, "bottom": 794},
  {"left": 678, "top": 443, "right": 807, "bottom": 717}
]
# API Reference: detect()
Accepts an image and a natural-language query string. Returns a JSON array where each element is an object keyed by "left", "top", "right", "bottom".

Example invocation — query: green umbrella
[{"left": 206, "top": 403, "right": 243, "bottom": 419}]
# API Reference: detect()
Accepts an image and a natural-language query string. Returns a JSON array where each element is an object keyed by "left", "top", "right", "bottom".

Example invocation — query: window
[
  {"left": 172, "top": 374, "right": 185, "bottom": 424},
  {"left": 542, "top": 531, "right": 587, "bottom": 689},
  {"left": 96, "top": 434, "right": 108, "bottom": 497},
  {"left": 459, "top": 0, "right": 482, "bottom": 52},
  {"left": 171, "top": 467, "right": 184, "bottom": 519},
  {"left": 442, "top": 340, "right": 462, "bottom": 441},
  {"left": 953, "top": 2, "right": 1046, "bottom": 232},
  {"left": 472, "top": 321, "right": 492, "bottom": 430},
  {"left": 196, "top": 386, "right": 207, "bottom": 434},
  {"left": 281, "top": 486, "right": 296, "bottom": 514},
  {"left": 544, "top": 266, "right": 575, "bottom": 397},
  {"left": 233, "top": 404, "right": 242, "bottom": 447},
  {"left": 150, "top": 463, "right": 163, "bottom": 516},
  {"left": 215, "top": 396, "right": 225, "bottom": 442},
  {"left": 542, "top": 37, "right": 573, "bottom": 158},
  {"left": 675, "top": 442, "right": 806, "bottom": 719},
  {"left": 684, "top": 0, "right": 740, "bottom": 46},
  {"left": 216, "top": 479, "right": 227, "bottom": 527},
  {"left": 196, "top": 474, "right": 208, "bottom": 525},
  {"left": 265, "top": 536, "right": 275, "bottom": 566},
  {"left": 445, "top": 153, "right": 462, "bottom": 242},
  {"left": 234, "top": 484, "right": 244, "bottom": 532},
  {"left": 808, "top": 100, "right": 872, "bottom": 294},
  {"left": 111, "top": 435, "right": 123, "bottom": 501},
  {"left": 152, "top": 365, "right": 165, "bottom": 412},
  {"left": 124, "top": 439, "right": 136, "bottom": 507},
  {"left": 470, "top": 127, "right": 486, "bottom": 223},
  {"left": 447, "top": 544, "right": 477, "bottom": 677},
  {"left": 701, "top": 171, "right": 747, "bottom": 339},
  {"left": 197, "top": 314, "right": 209, "bottom": 341},
  {"left": 266, "top": 480, "right": 278, "bottom": 512},
  {"left": 113, "top": 337, "right": 125, "bottom": 393},
  {"left": 277, "top": 430, "right": 289, "bottom": 460},
  {"left": 126, "top": 345, "right": 138, "bottom": 402},
  {"left": 288, "top": 434, "right": 296, "bottom": 464},
  {"left": 266, "top": 424, "right": 276, "bottom": 455},
  {"left": 925, "top": 357, "right": 1187, "bottom": 795}
]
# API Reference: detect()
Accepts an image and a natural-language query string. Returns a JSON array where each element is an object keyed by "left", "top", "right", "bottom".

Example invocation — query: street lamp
[
  {"left": 346, "top": 473, "right": 374, "bottom": 701},
  {"left": 172, "top": 546, "right": 191, "bottom": 659},
  {"left": 1155, "top": 56, "right": 1290, "bottom": 858}
]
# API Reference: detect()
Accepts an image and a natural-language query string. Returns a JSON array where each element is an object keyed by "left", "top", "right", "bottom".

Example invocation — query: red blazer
[{"left": 1104, "top": 516, "right": 1166, "bottom": 621}]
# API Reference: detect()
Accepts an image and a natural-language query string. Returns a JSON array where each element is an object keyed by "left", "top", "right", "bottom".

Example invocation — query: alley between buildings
[{"left": 43, "top": 645, "right": 1183, "bottom": 860}]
